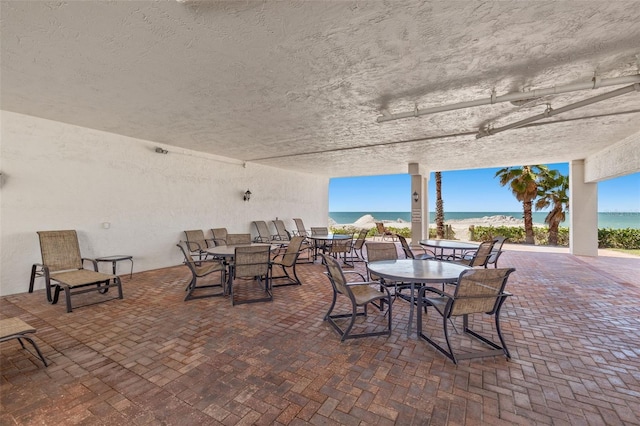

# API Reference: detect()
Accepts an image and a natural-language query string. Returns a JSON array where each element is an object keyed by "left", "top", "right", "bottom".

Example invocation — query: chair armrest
[
  {"left": 82, "top": 257, "right": 99, "bottom": 271},
  {"left": 185, "top": 240, "right": 203, "bottom": 252},
  {"left": 418, "top": 285, "right": 452, "bottom": 298},
  {"left": 343, "top": 271, "right": 367, "bottom": 281}
]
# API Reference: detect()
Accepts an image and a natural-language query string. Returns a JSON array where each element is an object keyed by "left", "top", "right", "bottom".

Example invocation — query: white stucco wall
[{"left": 0, "top": 111, "right": 329, "bottom": 296}]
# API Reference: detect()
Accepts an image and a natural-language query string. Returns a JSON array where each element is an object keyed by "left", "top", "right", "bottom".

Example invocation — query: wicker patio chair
[
  {"left": 230, "top": 245, "right": 273, "bottom": 305},
  {"left": 176, "top": 242, "right": 226, "bottom": 301},
  {"left": 35, "top": 230, "right": 123, "bottom": 313},
  {"left": 396, "top": 234, "right": 435, "bottom": 260},
  {"left": 183, "top": 229, "right": 214, "bottom": 260},
  {"left": 0, "top": 318, "right": 48, "bottom": 367},
  {"left": 320, "top": 254, "right": 392, "bottom": 341},
  {"left": 417, "top": 268, "right": 516, "bottom": 364},
  {"left": 271, "top": 236, "right": 305, "bottom": 286}
]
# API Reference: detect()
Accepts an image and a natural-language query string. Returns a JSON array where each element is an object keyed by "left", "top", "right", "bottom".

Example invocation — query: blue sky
[{"left": 329, "top": 163, "right": 640, "bottom": 212}]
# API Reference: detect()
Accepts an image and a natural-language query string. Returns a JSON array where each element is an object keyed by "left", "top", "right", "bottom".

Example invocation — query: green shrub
[{"left": 470, "top": 225, "right": 639, "bottom": 249}]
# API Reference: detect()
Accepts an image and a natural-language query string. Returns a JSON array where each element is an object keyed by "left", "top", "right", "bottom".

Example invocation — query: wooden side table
[{"left": 95, "top": 255, "right": 134, "bottom": 278}]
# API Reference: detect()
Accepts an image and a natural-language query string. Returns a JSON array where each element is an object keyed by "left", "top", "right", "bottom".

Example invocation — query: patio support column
[
  {"left": 569, "top": 160, "right": 598, "bottom": 256},
  {"left": 409, "top": 163, "right": 428, "bottom": 244}
]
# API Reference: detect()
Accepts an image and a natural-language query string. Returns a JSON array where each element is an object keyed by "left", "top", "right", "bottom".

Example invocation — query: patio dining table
[
  {"left": 367, "top": 259, "right": 470, "bottom": 336},
  {"left": 419, "top": 239, "right": 479, "bottom": 260},
  {"left": 205, "top": 243, "right": 276, "bottom": 294},
  {"left": 306, "top": 234, "right": 351, "bottom": 261}
]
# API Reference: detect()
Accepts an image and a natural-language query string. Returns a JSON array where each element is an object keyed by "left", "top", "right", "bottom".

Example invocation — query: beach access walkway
[{"left": 1, "top": 247, "right": 639, "bottom": 425}]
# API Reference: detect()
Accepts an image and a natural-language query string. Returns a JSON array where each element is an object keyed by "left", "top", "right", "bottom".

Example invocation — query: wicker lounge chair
[
  {"left": 321, "top": 254, "right": 392, "bottom": 341},
  {"left": 0, "top": 318, "right": 48, "bottom": 367},
  {"left": 417, "top": 268, "right": 516, "bottom": 364},
  {"left": 176, "top": 242, "right": 226, "bottom": 301},
  {"left": 230, "top": 245, "right": 273, "bottom": 305},
  {"left": 35, "top": 230, "right": 123, "bottom": 313}
]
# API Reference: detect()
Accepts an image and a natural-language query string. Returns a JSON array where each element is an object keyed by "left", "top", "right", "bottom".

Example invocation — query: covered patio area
[{"left": 2, "top": 249, "right": 639, "bottom": 425}]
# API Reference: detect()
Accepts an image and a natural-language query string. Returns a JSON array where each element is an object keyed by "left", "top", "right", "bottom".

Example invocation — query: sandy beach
[{"left": 330, "top": 214, "right": 538, "bottom": 241}]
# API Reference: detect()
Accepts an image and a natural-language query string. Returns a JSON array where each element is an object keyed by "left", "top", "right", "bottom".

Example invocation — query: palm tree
[
  {"left": 495, "top": 165, "right": 549, "bottom": 244},
  {"left": 435, "top": 172, "right": 445, "bottom": 238},
  {"left": 535, "top": 170, "right": 569, "bottom": 245}
]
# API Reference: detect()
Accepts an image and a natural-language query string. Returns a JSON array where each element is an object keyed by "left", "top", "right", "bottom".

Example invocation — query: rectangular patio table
[{"left": 366, "top": 259, "right": 470, "bottom": 336}]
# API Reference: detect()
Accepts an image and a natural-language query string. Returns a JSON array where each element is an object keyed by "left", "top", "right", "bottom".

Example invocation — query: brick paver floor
[{"left": 1, "top": 249, "right": 639, "bottom": 425}]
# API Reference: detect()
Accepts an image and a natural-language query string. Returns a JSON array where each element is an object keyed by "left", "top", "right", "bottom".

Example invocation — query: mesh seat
[
  {"left": 0, "top": 318, "right": 48, "bottom": 367},
  {"left": 230, "top": 245, "right": 273, "bottom": 305},
  {"left": 183, "top": 230, "right": 215, "bottom": 260},
  {"left": 35, "top": 230, "right": 123, "bottom": 313},
  {"left": 271, "top": 236, "right": 305, "bottom": 286},
  {"left": 321, "top": 254, "right": 392, "bottom": 341},
  {"left": 176, "top": 242, "right": 226, "bottom": 300},
  {"left": 417, "top": 268, "right": 516, "bottom": 364}
]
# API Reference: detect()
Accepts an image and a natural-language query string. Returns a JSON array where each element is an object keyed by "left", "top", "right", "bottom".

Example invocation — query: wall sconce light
[
  {"left": 412, "top": 191, "right": 419, "bottom": 203},
  {"left": 243, "top": 190, "right": 252, "bottom": 201},
  {"left": 155, "top": 147, "right": 168, "bottom": 154}
]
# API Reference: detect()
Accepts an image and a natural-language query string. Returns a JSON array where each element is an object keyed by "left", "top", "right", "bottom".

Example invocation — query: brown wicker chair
[
  {"left": 0, "top": 318, "right": 48, "bottom": 367},
  {"left": 35, "top": 230, "right": 123, "bottom": 313},
  {"left": 271, "top": 236, "right": 305, "bottom": 286},
  {"left": 321, "top": 254, "right": 392, "bottom": 341},
  {"left": 417, "top": 268, "right": 516, "bottom": 364},
  {"left": 176, "top": 242, "right": 226, "bottom": 301},
  {"left": 230, "top": 245, "right": 272, "bottom": 305}
]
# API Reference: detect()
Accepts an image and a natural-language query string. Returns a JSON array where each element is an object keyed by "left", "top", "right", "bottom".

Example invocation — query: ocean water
[{"left": 329, "top": 211, "right": 639, "bottom": 230}]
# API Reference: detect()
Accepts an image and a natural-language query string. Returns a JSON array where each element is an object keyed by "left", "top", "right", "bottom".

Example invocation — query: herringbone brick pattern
[{"left": 1, "top": 250, "right": 639, "bottom": 425}]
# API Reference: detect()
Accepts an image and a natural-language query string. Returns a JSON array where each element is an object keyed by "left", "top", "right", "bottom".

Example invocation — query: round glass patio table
[
  {"left": 419, "top": 239, "right": 479, "bottom": 260},
  {"left": 367, "top": 259, "right": 470, "bottom": 337},
  {"left": 306, "top": 234, "right": 351, "bottom": 261}
]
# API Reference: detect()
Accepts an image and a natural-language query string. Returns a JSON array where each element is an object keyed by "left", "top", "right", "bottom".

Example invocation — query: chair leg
[{"left": 19, "top": 336, "right": 48, "bottom": 367}]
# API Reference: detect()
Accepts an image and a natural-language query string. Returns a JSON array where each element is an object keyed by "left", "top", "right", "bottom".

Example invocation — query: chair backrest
[
  {"left": 468, "top": 240, "right": 495, "bottom": 267},
  {"left": 253, "top": 221, "right": 273, "bottom": 241},
  {"left": 278, "top": 236, "right": 305, "bottom": 267},
  {"left": 37, "top": 230, "right": 83, "bottom": 272},
  {"left": 365, "top": 242, "right": 398, "bottom": 262},
  {"left": 227, "top": 233, "right": 252, "bottom": 245},
  {"left": 396, "top": 235, "right": 414, "bottom": 259},
  {"left": 352, "top": 229, "right": 368, "bottom": 250},
  {"left": 365, "top": 242, "right": 398, "bottom": 281},
  {"left": 329, "top": 234, "right": 354, "bottom": 254},
  {"left": 321, "top": 254, "right": 350, "bottom": 296},
  {"left": 176, "top": 242, "right": 198, "bottom": 274},
  {"left": 375, "top": 222, "right": 387, "bottom": 234},
  {"left": 449, "top": 268, "right": 516, "bottom": 317},
  {"left": 485, "top": 236, "right": 506, "bottom": 262},
  {"left": 311, "top": 227, "right": 328, "bottom": 236},
  {"left": 184, "top": 230, "right": 209, "bottom": 251},
  {"left": 293, "top": 218, "right": 308, "bottom": 237},
  {"left": 272, "top": 220, "right": 290, "bottom": 241},
  {"left": 211, "top": 228, "right": 228, "bottom": 246},
  {"left": 234, "top": 245, "right": 271, "bottom": 278}
]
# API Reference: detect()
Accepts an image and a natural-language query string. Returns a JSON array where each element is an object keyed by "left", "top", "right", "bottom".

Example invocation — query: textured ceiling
[{"left": 2, "top": 1, "right": 640, "bottom": 177}]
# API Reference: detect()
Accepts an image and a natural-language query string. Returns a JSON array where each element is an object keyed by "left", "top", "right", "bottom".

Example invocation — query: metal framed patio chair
[
  {"left": 446, "top": 240, "right": 496, "bottom": 267},
  {"left": 230, "top": 245, "right": 273, "bottom": 305},
  {"left": 0, "top": 318, "right": 48, "bottom": 367},
  {"left": 226, "top": 233, "right": 252, "bottom": 245},
  {"left": 184, "top": 230, "right": 215, "bottom": 260},
  {"left": 272, "top": 219, "right": 291, "bottom": 241},
  {"left": 396, "top": 234, "right": 435, "bottom": 260},
  {"left": 417, "top": 268, "right": 516, "bottom": 364},
  {"left": 374, "top": 222, "right": 397, "bottom": 241},
  {"left": 486, "top": 236, "right": 507, "bottom": 268},
  {"left": 211, "top": 228, "right": 228, "bottom": 246},
  {"left": 327, "top": 232, "right": 355, "bottom": 267},
  {"left": 365, "top": 241, "right": 406, "bottom": 309},
  {"left": 35, "top": 230, "right": 123, "bottom": 313},
  {"left": 271, "top": 236, "right": 305, "bottom": 286},
  {"left": 176, "top": 242, "right": 226, "bottom": 301},
  {"left": 293, "top": 218, "right": 310, "bottom": 237},
  {"left": 253, "top": 220, "right": 276, "bottom": 243},
  {"left": 346, "top": 228, "right": 368, "bottom": 262},
  {"left": 320, "top": 254, "right": 392, "bottom": 342}
]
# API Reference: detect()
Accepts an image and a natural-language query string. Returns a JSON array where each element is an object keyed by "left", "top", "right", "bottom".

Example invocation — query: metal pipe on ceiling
[
  {"left": 376, "top": 74, "right": 640, "bottom": 123},
  {"left": 476, "top": 83, "right": 640, "bottom": 138}
]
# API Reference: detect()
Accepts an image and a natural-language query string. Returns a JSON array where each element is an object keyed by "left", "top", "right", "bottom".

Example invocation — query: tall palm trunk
[
  {"left": 523, "top": 200, "right": 534, "bottom": 244},
  {"left": 435, "top": 172, "right": 445, "bottom": 238}
]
